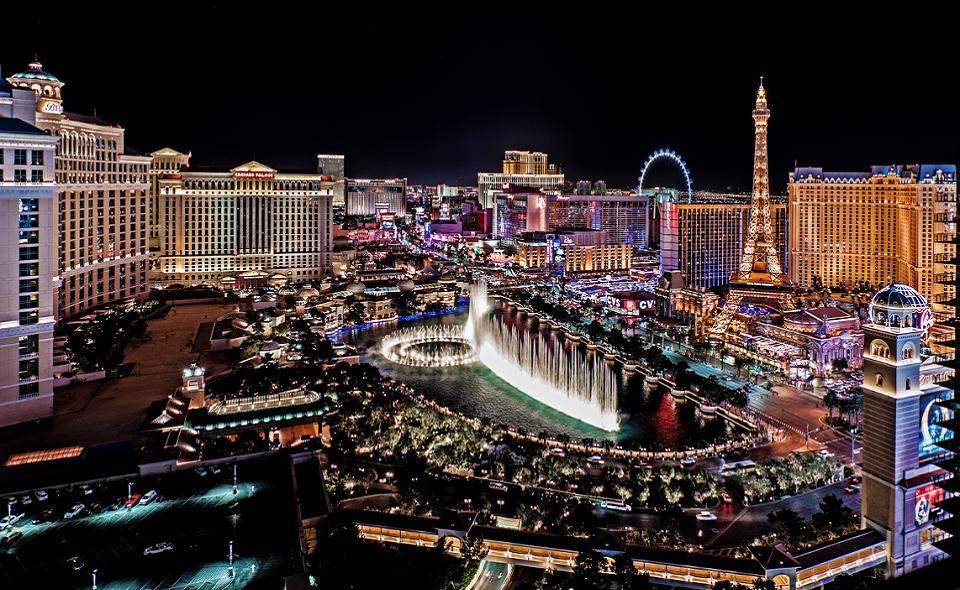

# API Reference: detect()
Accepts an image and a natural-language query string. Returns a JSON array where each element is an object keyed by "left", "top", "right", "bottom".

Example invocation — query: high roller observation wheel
[{"left": 638, "top": 149, "right": 693, "bottom": 202}]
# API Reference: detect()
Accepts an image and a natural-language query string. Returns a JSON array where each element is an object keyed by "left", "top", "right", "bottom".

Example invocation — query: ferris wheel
[{"left": 638, "top": 149, "right": 693, "bottom": 202}]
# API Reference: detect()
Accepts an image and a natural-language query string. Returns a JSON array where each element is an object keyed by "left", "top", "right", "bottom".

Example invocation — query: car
[
  {"left": 86, "top": 502, "right": 102, "bottom": 514},
  {"left": 600, "top": 500, "right": 632, "bottom": 512},
  {"left": 32, "top": 509, "right": 54, "bottom": 525},
  {"left": 106, "top": 499, "right": 123, "bottom": 512},
  {"left": 64, "top": 504, "right": 85, "bottom": 520},
  {"left": 209, "top": 465, "right": 222, "bottom": 475},
  {"left": 20, "top": 495, "right": 32, "bottom": 506},
  {"left": 695, "top": 511, "right": 718, "bottom": 521},
  {"left": 548, "top": 448, "right": 566, "bottom": 457},
  {"left": 194, "top": 467, "right": 208, "bottom": 477},
  {"left": 724, "top": 376, "right": 733, "bottom": 381},
  {"left": 849, "top": 475, "right": 862, "bottom": 484},
  {"left": 587, "top": 455, "right": 604, "bottom": 464},
  {"left": 680, "top": 457, "right": 696, "bottom": 466},
  {"left": 720, "top": 492, "right": 733, "bottom": 504},
  {"left": 143, "top": 541, "right": 174, "bottom": 556},
  {"left": 845, "top": 485, "right": 860, "bottom": 494},
  {"left": 124, "top": 494, "right": 142, "bottom": 507},
  {"left": 67, "top": 556, "right": 84, "bottom": 571},
  {"left": 1, "top": 531, "right": 23, "bottom": 546},
  {"left": 0, "top": 513, "right": 24, "bottom": 529},
  {"left": 79, "top": 485, "right": 93, "bottom": 496},
  {"left": 139, "top": 490, "right": 159, "bottom": 505},
  {"left": 34, "top": 490, "right": 48, "bottom": 502}
]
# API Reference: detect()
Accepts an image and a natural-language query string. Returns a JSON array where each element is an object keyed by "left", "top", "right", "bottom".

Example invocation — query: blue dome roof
[{"left": 9, "top": 61, "right": 60, "bottom": 84}]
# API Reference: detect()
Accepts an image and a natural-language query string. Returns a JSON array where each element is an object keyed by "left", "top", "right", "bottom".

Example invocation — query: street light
[
  {"left": 233, "top": 463, "right": 238, "bottom": 495},
  {"left": 229, "top": 540, "right": 234, "bottom": 578},
  {"left": 92, "top": 568, "right": 98, "bottom": 590}
]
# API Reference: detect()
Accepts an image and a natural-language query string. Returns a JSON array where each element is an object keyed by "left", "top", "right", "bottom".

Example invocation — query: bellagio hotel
[{"left": 788, "top": 165, "right": 957, "bottom": 320}]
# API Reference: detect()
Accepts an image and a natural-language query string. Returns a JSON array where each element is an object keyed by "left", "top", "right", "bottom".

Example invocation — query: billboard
[{"left": 919, "top": 391, "right": 952, "bottom": 460}]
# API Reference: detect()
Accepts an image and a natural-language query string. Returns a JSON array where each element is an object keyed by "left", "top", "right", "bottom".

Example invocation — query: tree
[
  {"left": 345, "top": 302, "right": 367, "bottom": 325},
  {"left": 613, "top": 552, "right": 651, "bottom": 590},
  {"left": 812, "top": 494, "right": 859, "bottom": 540},
  {"left": 765, "top": 508, "right": 814, "bottom": 550},
  {"left": 571, "top": 549, "right": 607, "bottom": 590}
]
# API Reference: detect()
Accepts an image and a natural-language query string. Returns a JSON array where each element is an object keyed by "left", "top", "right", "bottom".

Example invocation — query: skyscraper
[
  {"left": 0, "top": 72, "right": 60, "bottom": 427},
  {"left": 477, "top": 150, "right": 564, "bottom": 210},
  {"left": 6, "top": 61, "right": 152, "bottom": 321},
  {"left": 788, "top": 164, "right": 957, "bottom": 319}
]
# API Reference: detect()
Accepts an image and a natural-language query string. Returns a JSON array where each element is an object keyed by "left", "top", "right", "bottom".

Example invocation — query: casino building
[
  {"left": 6, "top": 61, "right": 152, "bottom": 320},
  {"left": 153, "top": 160, "right": 334, "bottom": 288}
]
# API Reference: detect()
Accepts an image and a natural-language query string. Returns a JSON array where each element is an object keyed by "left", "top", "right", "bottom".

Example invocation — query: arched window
[
  {"left": 871, "top": 339, "right": 890, "bottom": 359},
  {"left": 902, "top": 343, "right": 915, "bottom": 360},
  {"left": 905, "top": 378, "right": 911, "bottom": 390},
  {"left": 876, "top": 374, "right": 883, "bottom": 387}
]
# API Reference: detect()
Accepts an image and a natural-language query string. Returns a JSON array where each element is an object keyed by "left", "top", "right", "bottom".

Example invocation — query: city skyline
[{"left": 4, "top": 10, "right": 955, "bottom": 193}]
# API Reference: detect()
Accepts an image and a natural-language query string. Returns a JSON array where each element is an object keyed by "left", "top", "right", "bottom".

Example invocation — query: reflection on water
[{"left": 341, "top": 309, "right": 739, "bottom": 448}]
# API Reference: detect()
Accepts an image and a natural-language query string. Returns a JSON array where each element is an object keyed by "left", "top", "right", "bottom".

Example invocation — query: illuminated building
[
  {"left": 345, "top": 178, "right": 406, "bottom": 217},
  {"left": 859, "top": 284, "right": 953, "bottom": 576},
  {"left": 148, "top": 147, "right": 191, "bottom": 260},
  {"left": 6, "top": 62, "right": 152, "bottom": 320},
  {"left": 788, "top": 165, "right": 957, "bottom": 320},
  {"left": 654, "top": 271, "right": 719, "bottom": 340},
  {"left": 660, "top": 198, "right": 787, "bottom": 290},
  {"left": 548, "top": 194, "right": 649, "bottom": 247},
  {"left": 710, "top": 80, "right": 795, "bottom": 339},
  {"left": 494, "top": 189, "right": 549, "bottom": 243},
  {"left": 0, "top": 75, "right": 60, "bottom": 427},
  {"left": 516, "top": 230, "right": 631, "bottom": 276},
  {"left": 317, "top": 154, "right": 345, "bottom": 206},
  {"left": 477, "top": 150, "right": 564, "bottom": 209},
  {"left": 154, "top": 160, "right": 334, "bottom": 287}
]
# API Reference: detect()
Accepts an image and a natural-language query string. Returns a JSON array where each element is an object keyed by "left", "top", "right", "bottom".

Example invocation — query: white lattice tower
[{"left": 736, "top": 78, "right": 784, "bottom": 282}]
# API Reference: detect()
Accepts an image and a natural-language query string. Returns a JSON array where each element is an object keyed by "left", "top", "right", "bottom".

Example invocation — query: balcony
[
  {"left": 935, "top": 273, "right": 957, "bottom": 285},
  {"left": 935, "top": 233, "right": 957, "bottom": 244}
]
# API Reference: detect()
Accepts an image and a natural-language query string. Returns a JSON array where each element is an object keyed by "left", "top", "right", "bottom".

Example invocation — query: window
[
  {"left": 31, "top": 150, "right": 43, "bottom": 165},
  {"left": 14, "top": 149, "right": 27, "bottom": 165},
  {"left": 32, "top": 170, "right": 43, "bottom": 183},
  {"left": 15, "top": 169, "right": 27, "bottom": 182}
]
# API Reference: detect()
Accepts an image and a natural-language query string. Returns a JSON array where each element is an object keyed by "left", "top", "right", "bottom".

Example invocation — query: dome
[
  {"left": 438, "top": 273, "right": 456, "bottom": 284},
  {"left": 347, "top": 281, "right": 366, "bottom": 294},
  {"left": 397, "top": 279, "right": 415, "bottom": 291},
  {"left": 297, "top": 284, "right": 320, "bottom": 299},
  {"left": 333, "top": 235, "right": 351, "bottom": 246},
  {"left": 10, "top": 61, "right": 61, "bottom": 84},
  {"left": 783, "top": 312, "right": 818, "bottom": 333},
  {"left": 868, "top": 283, "right": 933, "bottom": 330},
  {"left": 839, "top": 330, "right": 853, "bottom": 341}
]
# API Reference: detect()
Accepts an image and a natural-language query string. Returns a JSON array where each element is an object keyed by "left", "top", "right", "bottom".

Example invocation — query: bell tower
[
  {"left": 5, "top": 60, "right": 65, "bottom": 123},
  {"left": 860, "top": 284, "right": 946, "bottom": 576}
]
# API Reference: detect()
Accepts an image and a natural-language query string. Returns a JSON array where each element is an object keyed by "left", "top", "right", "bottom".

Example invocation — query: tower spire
[{"left": 708, "top": 79, "right": 794, "bottom": 340}]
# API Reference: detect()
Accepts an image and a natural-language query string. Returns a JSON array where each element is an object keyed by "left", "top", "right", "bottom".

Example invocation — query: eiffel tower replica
[{"left": 709, "top": 79, "right": 796, "bottom": 340}]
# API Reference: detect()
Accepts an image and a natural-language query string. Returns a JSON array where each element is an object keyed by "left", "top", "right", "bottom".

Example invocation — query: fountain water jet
[
  {"left": 381, "top": 281, "right": 620, "bottom": 431},
  {"left": 468, "top": 281, "right": 620, "bottom": 431}
]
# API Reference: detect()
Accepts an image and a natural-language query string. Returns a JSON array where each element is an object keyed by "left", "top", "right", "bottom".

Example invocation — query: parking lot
[{"left": 0, "top": 457, "right": 300, "bottom": 590}]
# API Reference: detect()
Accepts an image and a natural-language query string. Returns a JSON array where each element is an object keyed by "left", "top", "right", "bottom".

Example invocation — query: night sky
[{"left": 5, "top": 8, "right": 956, "bottom": 194}]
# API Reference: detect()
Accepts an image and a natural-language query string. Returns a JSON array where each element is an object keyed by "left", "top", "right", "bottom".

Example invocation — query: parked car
[
  {"left": 20, "top": 496, "right": 32, "bottom": 506},
  {"left": 194, "top": 467, "right": 208, "bottom": 477},
  {"left": 124, "top": 494, "right": 142, "bottom": 508},
  {"left": 1, "top": 531, "right": 23, "bottom": 546},
  {"left": 79, "top": 485, "right": 93, "bottom": 496},
  {"left": 845, "top": 484, "right": 860, "bottom": 494},
  {"left": 34, "top": 490, "right": 48, "bottom": 502},
  {"left": 0, "top": 513, "right": 25, "bottom": 529},
  {"left": 209, "top": 465, "right": 222, "bottom": 475},
  {"left": 64, "top": 504, "right": 85, "bottom": 520},
  {"left": 143, "top": 542, "right": 174, "bottom": 556},
  {"left": 32, "top": 509, "right": 54, "bottom": 525},
  {"left": 139, "top": 490, "right": 159, "bottom": 505}
]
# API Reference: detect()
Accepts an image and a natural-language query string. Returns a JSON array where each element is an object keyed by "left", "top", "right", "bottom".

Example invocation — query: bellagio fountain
[{"left": 381, "top": 281, "right": 620, "bottom": 431}]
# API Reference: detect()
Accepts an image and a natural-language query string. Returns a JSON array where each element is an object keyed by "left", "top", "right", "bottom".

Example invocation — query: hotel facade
[
  {"left": 660, "top": 198, "right": 788, "bottom": 290},
  {"left": 0, "top": 71, "right": 60, "bottom": 427},
  {"left": 788, "top": 165, "right": 957, "bottom": 319},
  {"left": 6, "top": 62, "right": 152, "bottom": 321},
  {"left": 153, "top": 160, "right": 334, "bottom": 288}
]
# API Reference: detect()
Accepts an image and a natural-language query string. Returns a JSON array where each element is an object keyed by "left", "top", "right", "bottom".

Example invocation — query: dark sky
[{"left": 5, "top": 8, "right": 956, "bottom": 194}]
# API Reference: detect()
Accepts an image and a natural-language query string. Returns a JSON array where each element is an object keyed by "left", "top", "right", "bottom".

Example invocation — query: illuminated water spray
[{"left": 383, "top": 281, "right": 620, "bottom": 431}]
